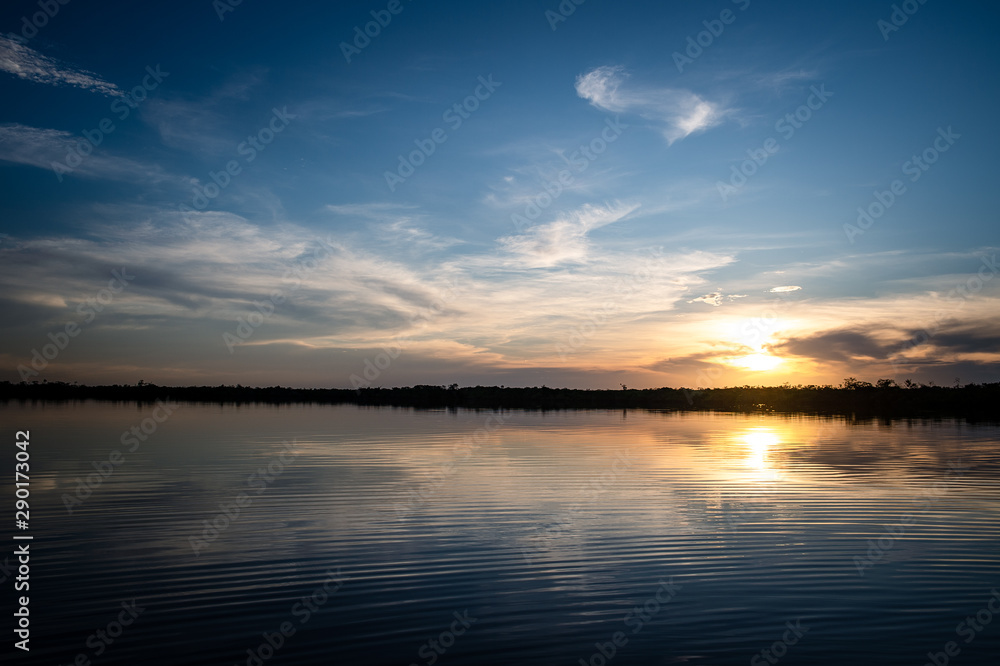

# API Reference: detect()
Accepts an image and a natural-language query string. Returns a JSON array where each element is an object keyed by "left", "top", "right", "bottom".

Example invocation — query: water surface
[{"left": 5, "top": 402, "right": 1000, "bottom": 665}]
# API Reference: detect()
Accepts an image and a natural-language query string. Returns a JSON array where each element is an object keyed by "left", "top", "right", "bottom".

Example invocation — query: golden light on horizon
[{"left": 729, "top": 353, "right": 784, "bottom": 372}]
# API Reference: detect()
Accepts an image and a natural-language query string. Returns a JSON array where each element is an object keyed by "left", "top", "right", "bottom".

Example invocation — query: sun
[{"left": 730, "top": 353, "right": 784, "bottom": 372}]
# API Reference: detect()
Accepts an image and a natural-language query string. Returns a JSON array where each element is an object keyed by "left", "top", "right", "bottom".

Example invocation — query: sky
[{"left": 0, "top": 0, "right": 998, "bottom": 389}]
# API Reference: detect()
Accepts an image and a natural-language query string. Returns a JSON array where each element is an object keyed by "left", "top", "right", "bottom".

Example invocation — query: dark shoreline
[{"left": 3, "top": 380, "right": 999, "bottom": 421}]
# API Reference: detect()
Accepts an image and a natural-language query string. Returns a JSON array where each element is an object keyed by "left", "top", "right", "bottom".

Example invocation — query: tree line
[{"left": 2, "top": 379, "right": 998, "bottom": 420}]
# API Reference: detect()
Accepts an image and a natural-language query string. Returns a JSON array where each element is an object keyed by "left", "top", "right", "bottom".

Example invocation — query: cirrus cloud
[
  {"left": 575, "top": 65, "right": 727, "bottom": 145},
  {"left": 0, "top": 35, "right": 122, "bottom": 97},
  {"left": 497, "top": 201, "right": 639, "bottom": 268}
]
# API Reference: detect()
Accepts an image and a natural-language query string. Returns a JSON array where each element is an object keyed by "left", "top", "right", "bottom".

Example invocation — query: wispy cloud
[
  {"left": 325, "top": 202, "right": 418, "bottom": 220},
  {"left": 0, "top": 35, "right": 122, "bottom": 96},
  {"left": 326, "top": 203, "right": 462, "bottom": 251},
  {"left": 143, "top": 70, "right": 268, "bottom": 155},
  {"left": 0, "top": 203, "right": 737, "bottom": 382},
  {"left": 497, "top": 201, "right": 639, "bottom": 268},
  {"left": 575, "top": 65, "right": 726, "bottom": 144},
  {"left": 6, "top": 201, "right": 992, "bottom": 387},
  {"left": 0, "top": 123, "right": 181, "bottom": 184},
  {"left": 751, "top": 68, "right": 819, "bottom": 92}
]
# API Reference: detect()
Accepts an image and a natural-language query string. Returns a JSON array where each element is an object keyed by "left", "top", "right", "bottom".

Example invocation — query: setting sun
[
  {"left": 729, "top": 353, "right": 784, "bottom": 372},
  {"left": 1, "top": 2, "right": 998, "bottom": 662}
]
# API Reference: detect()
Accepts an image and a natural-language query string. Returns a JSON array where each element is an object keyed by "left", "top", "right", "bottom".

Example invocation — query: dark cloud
[
  {"left": 774, "top": 328, "right": 895, "bottom": 363},
  {"left": 900, "top": 323, "right": 1000, "bottom": 355},
  {"left": 0, "top": 297, "right": 66, "bottom": 331},
  {"left": 775, "top": 321, "right": 1000, "bottom": 384},
  {"left": 643, "top": 347, "right": 751, "bottom": 373}
]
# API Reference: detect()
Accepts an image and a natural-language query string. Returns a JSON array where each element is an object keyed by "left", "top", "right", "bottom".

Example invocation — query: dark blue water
[{"left": 3, "top": 402, "right": 999, "bottom": 665}]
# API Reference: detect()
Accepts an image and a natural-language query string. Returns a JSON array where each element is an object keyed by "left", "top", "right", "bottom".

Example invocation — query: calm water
[{"left": 3, "top": 402, "right": 1000, "bottom": 665}]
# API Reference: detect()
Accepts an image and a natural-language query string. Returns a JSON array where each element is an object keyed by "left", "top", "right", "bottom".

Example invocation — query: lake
[{"left": 5, "top": 401, "right": 1000, "bottom": 665}]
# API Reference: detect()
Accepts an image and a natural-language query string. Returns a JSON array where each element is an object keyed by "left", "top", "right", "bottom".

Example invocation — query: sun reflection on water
[{"left": 740, "top": 428, "right": 783, "bottom": 481}]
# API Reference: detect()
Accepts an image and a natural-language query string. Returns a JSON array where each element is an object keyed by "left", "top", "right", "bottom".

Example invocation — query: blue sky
[{"left": 1, "top": 0, "right": 998, "bottom": 388}]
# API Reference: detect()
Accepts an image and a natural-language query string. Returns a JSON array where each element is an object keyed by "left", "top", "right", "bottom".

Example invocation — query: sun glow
[
  {"left": 740, "top": 429, "right": 783, "bottom": 480},
  {"left": 730, "top": 353, "right": 784, "bottom": 372}
]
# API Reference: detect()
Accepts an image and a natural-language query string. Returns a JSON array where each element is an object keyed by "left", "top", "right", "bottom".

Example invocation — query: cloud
[
  {"left": 688, "top": 292, "right": 748, "bottom": 307},
  {"left": 0, "top": 203, "right": 739, "bottom": 384},
  {"left": 497, "top": 201, "right": 639, "bottom": 268},
  {"left": 143, "top": 70, "right": 269, "bottom": 155},
  {"left": 774, "top": 319, "right": 1000, "bottom": 368},
  {"left": 774, "top": 328, "right": 894, "bottom": 364},
  {"left": 750, "top": 69, "right": 820, "bottom": 92},
  {"left": 326, "top": 203, "right": 462, "bottom": 251},
  {"left": 769, "top": 285, "right": 802, "bottom": 293},
  {"left": 0, "top": 123, "right": 181, "bottom": 185},
  {"left": 575, "top": 66, "right": 726, "bottom": 144},
  {"left": 643, "top": 346, "right": 750, "bottom": 374},
  {"left": 143, "top": 98, "right": 234, "bottom": 154},
  {"left": 0, "top": 36, "right": 122, "bottom": 96},
  {"left": 910, "top": 323, "right": 1000, "bottom": 356},
  {"left": 689, "top": 293, "right": 724, "bottom": 307},
  {"left": 325, "top": 202, "right": 418, "bottom": 220}
]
